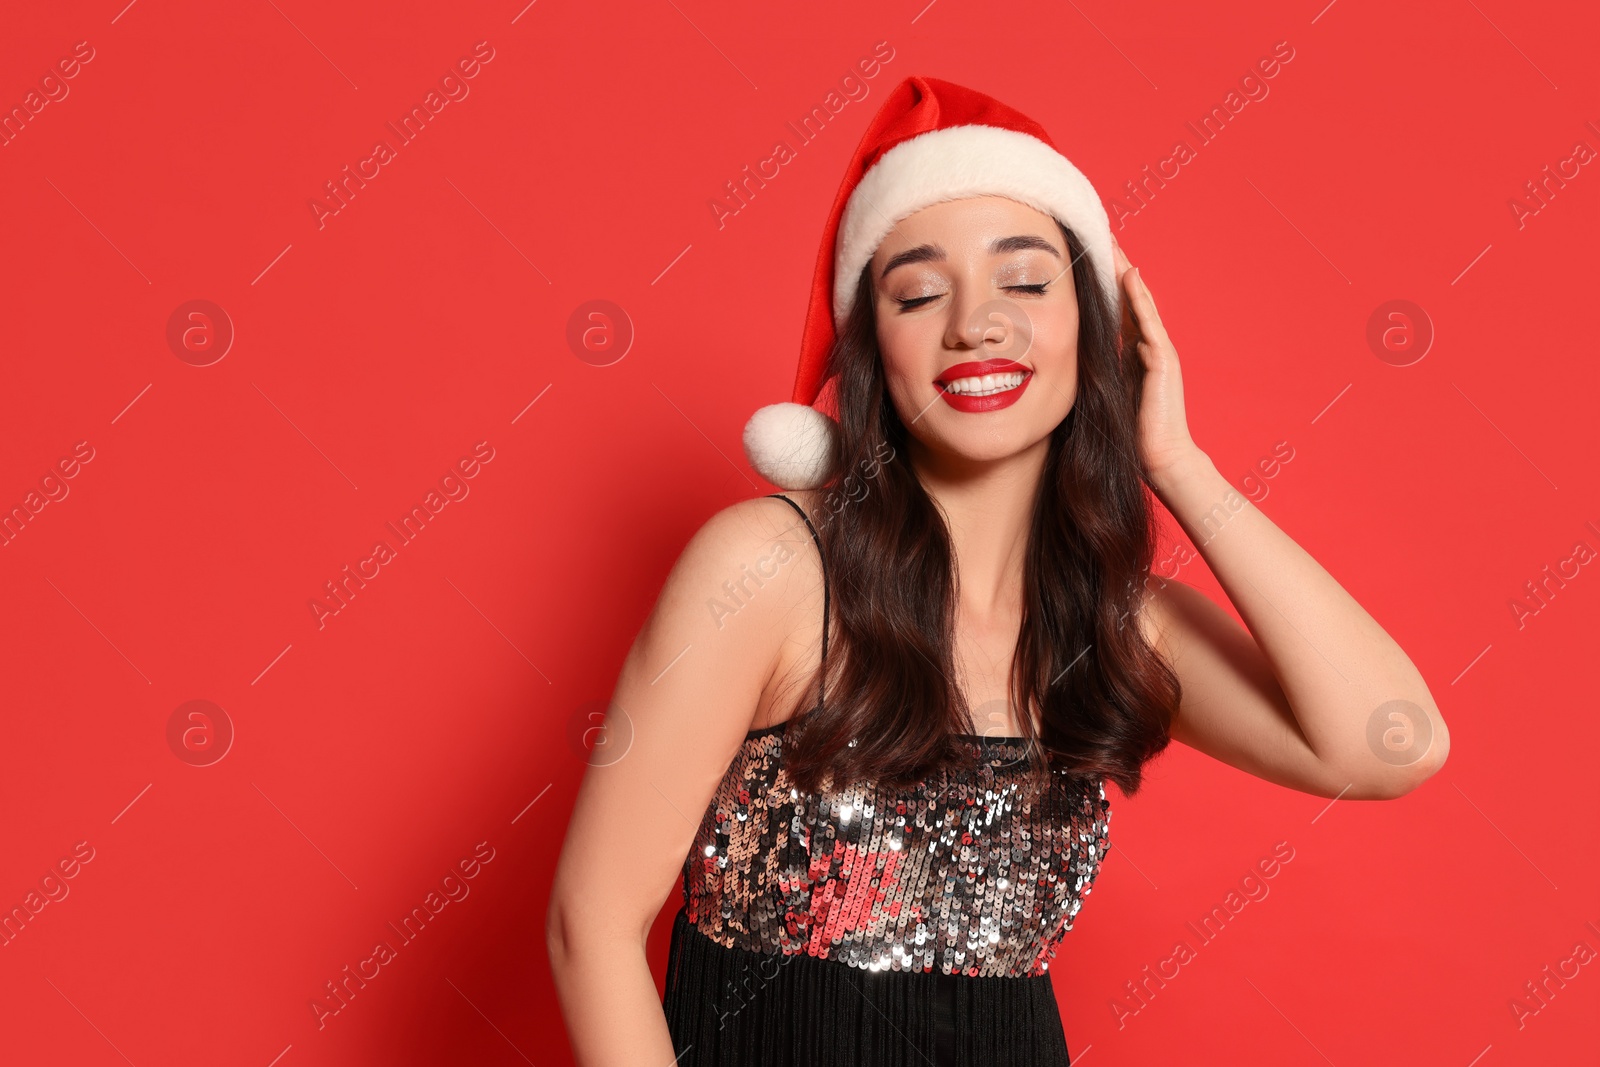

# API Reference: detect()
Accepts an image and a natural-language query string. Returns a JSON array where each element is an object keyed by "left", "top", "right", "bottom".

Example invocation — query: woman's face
[{"left": 869, "top": 195, "right": 1079, "bottom": 471}]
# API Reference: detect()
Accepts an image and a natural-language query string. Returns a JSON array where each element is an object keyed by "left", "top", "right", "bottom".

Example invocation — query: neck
[{"left": 909, "top": 434, "right": 1050, "bottom": 621}]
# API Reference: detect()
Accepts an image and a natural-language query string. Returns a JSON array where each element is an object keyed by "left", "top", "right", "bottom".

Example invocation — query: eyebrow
[{"left": 879, "top": 234, "right": 1061, "bottom": 282}]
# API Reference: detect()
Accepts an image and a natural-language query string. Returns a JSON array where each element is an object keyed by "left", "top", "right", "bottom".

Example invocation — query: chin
[{"left": 911, "top": 424, "right": 1058, "bottom": 469}]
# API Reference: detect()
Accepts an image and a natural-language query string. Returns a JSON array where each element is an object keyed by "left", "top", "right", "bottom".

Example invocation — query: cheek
[
  {"left": 875, "top": 320, "right": 933, "bottom": 390},
  {"left": 1024, "top": 307, "right": 1079, "bottom": 373},
  {"left": 1025, "top": 310, "right": 1082, "bottom": 419}
]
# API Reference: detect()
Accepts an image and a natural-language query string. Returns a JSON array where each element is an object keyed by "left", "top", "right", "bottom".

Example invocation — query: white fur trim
[
  {"left": 833, "top": 125, "right": 1116, "bottom": 327},
  {"left": 742, "top": 402, "right": 839, "bottom": 490}
]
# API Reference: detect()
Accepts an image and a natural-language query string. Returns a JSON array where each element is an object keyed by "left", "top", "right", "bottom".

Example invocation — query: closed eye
[{"left": 894, "top": 282, "right": 1050, "bottom": 313}]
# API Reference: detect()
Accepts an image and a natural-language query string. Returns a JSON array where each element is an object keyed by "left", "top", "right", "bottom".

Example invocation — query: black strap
[{"left": 766, "top": 493, "right": 828, "bottom": 709}]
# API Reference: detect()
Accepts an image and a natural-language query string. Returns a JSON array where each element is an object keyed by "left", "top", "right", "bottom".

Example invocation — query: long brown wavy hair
[{"left": 780, "top": 220, "right": 1181, "bottom": 799}]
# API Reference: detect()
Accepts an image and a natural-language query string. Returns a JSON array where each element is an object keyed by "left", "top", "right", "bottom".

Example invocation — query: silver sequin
[{"left": 679, "top": 729, "right": 1112, "bottom": 978}]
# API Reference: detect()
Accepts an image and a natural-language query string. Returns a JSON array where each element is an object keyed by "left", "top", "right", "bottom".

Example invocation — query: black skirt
[{"left": 663, "top": 907, "right": 1074, "bottom": 1066}]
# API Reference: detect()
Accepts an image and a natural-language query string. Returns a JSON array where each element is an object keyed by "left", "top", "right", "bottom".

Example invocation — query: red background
[{"left": 2, "top": 1, "right": 1596, "bottom": 1064}]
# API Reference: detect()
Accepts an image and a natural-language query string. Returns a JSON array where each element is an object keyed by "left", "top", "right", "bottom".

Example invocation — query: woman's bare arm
[
  {"left": 1139, "top": 455, "right": 1449, "bottom": 801},
  {"left": 1111, "top": 239, "right": 1449, "bottom": 802},
  {"left": 545, "top": 495, "right": 821, "bottom": 1065}
]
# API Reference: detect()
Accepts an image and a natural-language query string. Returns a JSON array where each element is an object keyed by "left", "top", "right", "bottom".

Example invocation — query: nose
[
  {"left": 942, "top": 286, "right": 1012, "bottom": 352},
  {"left": 944, "top": 290, "right": 1031, "bottom": 365}
]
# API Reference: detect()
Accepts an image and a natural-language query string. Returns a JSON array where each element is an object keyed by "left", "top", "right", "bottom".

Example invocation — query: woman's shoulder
[
  {"left": 683, "top": 491, "right": 824, "bottom": 560},
  {"left": 652, "top": 493, "right": 828, "bottom": 732},
  {"left": 664, "top": 492, "right": 828, "bottom": 627}
]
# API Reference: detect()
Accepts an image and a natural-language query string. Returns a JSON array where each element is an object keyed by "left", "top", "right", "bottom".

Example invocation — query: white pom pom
[{"left": 742, "top": 402, "right": 838, "bottom": 489}]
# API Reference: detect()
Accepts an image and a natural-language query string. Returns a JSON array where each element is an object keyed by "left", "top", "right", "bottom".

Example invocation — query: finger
[
  {"left": 1109, "top": 239, "right": 1136, "bottom": 313},
  {"left": 1115, "top": 260, "right": 1141, "bottom": 343},
  {"left": 1127, "top": 267, "right": 1174, "bottom": 350},
  {"left": 1111, "top": 242, "right": 1136, "bottom": 296}
]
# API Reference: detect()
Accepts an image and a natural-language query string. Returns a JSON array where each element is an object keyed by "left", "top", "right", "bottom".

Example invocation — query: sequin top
[
  {"left": 676, "top": 493, "right": 1112, "bottom": 981},
  {"left": 679, "top": 711, "right": 1111, "bottom": 979}
]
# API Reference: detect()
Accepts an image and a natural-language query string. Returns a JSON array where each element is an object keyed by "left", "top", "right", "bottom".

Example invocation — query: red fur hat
[{"left": 742, "top": 74, "right": 1117, "bottom": 490}]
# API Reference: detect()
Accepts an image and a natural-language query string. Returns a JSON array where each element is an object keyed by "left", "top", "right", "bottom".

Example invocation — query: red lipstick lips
[{"left": 935, "top": 358, "right": 1033, "bottom": 413}]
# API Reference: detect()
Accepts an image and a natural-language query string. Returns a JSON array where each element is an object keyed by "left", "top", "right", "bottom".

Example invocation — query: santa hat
[{"left": 742, "top": 74, "right": 1118, "bottom": 490}]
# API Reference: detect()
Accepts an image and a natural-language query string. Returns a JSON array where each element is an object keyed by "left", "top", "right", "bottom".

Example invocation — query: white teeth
[{"left": 941, "top": 371, "right": 1027, "bottom": 396}]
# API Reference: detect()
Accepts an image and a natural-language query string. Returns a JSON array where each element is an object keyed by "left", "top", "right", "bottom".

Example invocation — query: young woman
[{"left": 546, "top": 76, "right": 1449, "bottom": 1066}]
